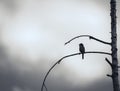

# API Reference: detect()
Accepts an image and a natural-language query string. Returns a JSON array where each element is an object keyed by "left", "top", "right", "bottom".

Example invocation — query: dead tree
[
  {"left": 41, "top": 0, "right": 119, "bottom": 91},
  {"left": 110, "top": 0, "right": 119, "bottom": 91}
]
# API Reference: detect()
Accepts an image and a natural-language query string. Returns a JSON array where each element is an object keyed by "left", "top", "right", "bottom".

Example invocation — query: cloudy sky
[{"left": 0, "top": 0, "right": 120, "bottom": 91}]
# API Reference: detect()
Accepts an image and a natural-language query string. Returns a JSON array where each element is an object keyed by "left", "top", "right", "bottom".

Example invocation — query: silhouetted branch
[
  {"left": 58, "top": 51, "right": 111, "bottom": 63},
  {"left": 43, "top": 83, "right": 48, "bottom": 91},
  {"left": 41, "top": 51, "right": 111, "bottom": 91},
  {"left": 107, "top": 74, "right": 113, "bottom": 78},
  {"left": 65, "top": 35, "right": 111, "bottom": 45},
  {"left": 41, "top": 61, "right": 59, "bottom": 91},
  {"left": 105, "top": 58, "right": 112, "bottom": 68}
]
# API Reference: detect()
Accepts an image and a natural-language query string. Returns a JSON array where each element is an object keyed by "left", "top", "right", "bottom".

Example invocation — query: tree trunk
[{"left": 110, "top": 0, "right": 119, "bottom": 91}]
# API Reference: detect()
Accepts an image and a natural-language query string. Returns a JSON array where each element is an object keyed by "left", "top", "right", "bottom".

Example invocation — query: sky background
[{"left": 0, "top": 0, "right": 120, "bottom": 91}]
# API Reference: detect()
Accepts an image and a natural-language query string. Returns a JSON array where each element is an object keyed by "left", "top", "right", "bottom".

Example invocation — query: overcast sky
[{"left": 0, "top": 0, "right": 120, "bottom": 91}]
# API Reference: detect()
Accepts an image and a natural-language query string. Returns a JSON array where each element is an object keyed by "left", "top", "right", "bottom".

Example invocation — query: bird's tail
[{"left": 82, "top": 54, "right": 84, "bottom": 59}]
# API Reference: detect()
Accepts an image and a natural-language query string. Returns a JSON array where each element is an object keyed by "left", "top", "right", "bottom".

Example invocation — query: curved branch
[
  {"left": 58, "top": 51, "right": 111, "bottom": 63},
  {"left": 41, "top": 61, "right": 59, "bottom": 91},
  {"left": 65, "top": 35, "right": 111, "bottom": 45},
  {"left": 41, "top": 51, "right": 111, "bottom": 91}
]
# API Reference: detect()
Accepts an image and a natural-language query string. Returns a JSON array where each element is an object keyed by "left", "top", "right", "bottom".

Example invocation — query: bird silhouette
[{"left": 79, "top": 43, "right": 85, "bottom": 59}]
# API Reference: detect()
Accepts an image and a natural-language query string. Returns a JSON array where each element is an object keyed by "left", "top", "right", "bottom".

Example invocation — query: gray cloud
[
  {"left": 0, "top": 65, "right": 113, "bottom": 91},
  {"left": 0, "top": 45, "right": 114, "bottom": 91},
  {"left": 0, "top": 0, "right": 18, "bottom": 12}
]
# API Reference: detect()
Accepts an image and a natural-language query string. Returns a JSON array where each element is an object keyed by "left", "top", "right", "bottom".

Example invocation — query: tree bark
[{"left": 110, "top": 0, "right": 119, "bottom": 91}]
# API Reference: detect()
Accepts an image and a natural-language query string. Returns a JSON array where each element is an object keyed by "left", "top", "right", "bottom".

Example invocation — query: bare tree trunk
[{"left": 110, "top": 0, "right": 119, "bottom": 91}]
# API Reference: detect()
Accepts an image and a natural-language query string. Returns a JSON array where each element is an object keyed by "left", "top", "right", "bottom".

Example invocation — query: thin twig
[
  {"left": 44, "top": 83, "right": 48, "bottom": 91},
  {"left": 105, "top": 58, "right": 112, "bottom": 68},
  {"left": 107, "top": 74, "right": 113, "bottom": 78},
  {"left": 41, "top": 51, "right": 111, "bottom": 91},
  {"left": 65, "top": 35, "right": 111, "bottom": 45}
]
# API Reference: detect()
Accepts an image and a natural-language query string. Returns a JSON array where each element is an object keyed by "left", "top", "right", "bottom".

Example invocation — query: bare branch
[
  {"left": 107, "top": 74, "right": 113, "bottom": 78},
  {"left": 65, "top": 35, "right": 111, "bottom": 45},
  {"left": 41, "top": 51, "right": 111, "bottom": 91},
  {"left": 44, "top": 83, "right": 48, "bottom": 91},
  {"left": 89, "top": 36, "right": 111, "bottom": 45},
  {"left": 65, "top": 35, "right": 89, "bottom": 45},
  {"left": 41, "top": 61, "right": 59, "bottom": 91},
  {"left": 59, "top": 51, "right": 111, "bottom": 63},
  {"left": 105, "top": 58, "right": 112, "bottom": 68}
]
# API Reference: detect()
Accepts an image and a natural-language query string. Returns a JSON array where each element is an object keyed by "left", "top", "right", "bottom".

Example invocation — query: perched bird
[{"left": 79, "top": 43, "right": 85, "bottom": 59}]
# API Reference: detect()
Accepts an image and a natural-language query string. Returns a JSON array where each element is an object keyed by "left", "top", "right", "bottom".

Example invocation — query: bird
[{"left": 79, "top": 43, "right": 85, "bottom": 59}]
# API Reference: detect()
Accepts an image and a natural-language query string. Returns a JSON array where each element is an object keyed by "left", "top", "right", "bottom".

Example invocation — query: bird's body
[{"left": 79, "top": 43, "right": 85, "bottom": 59}]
